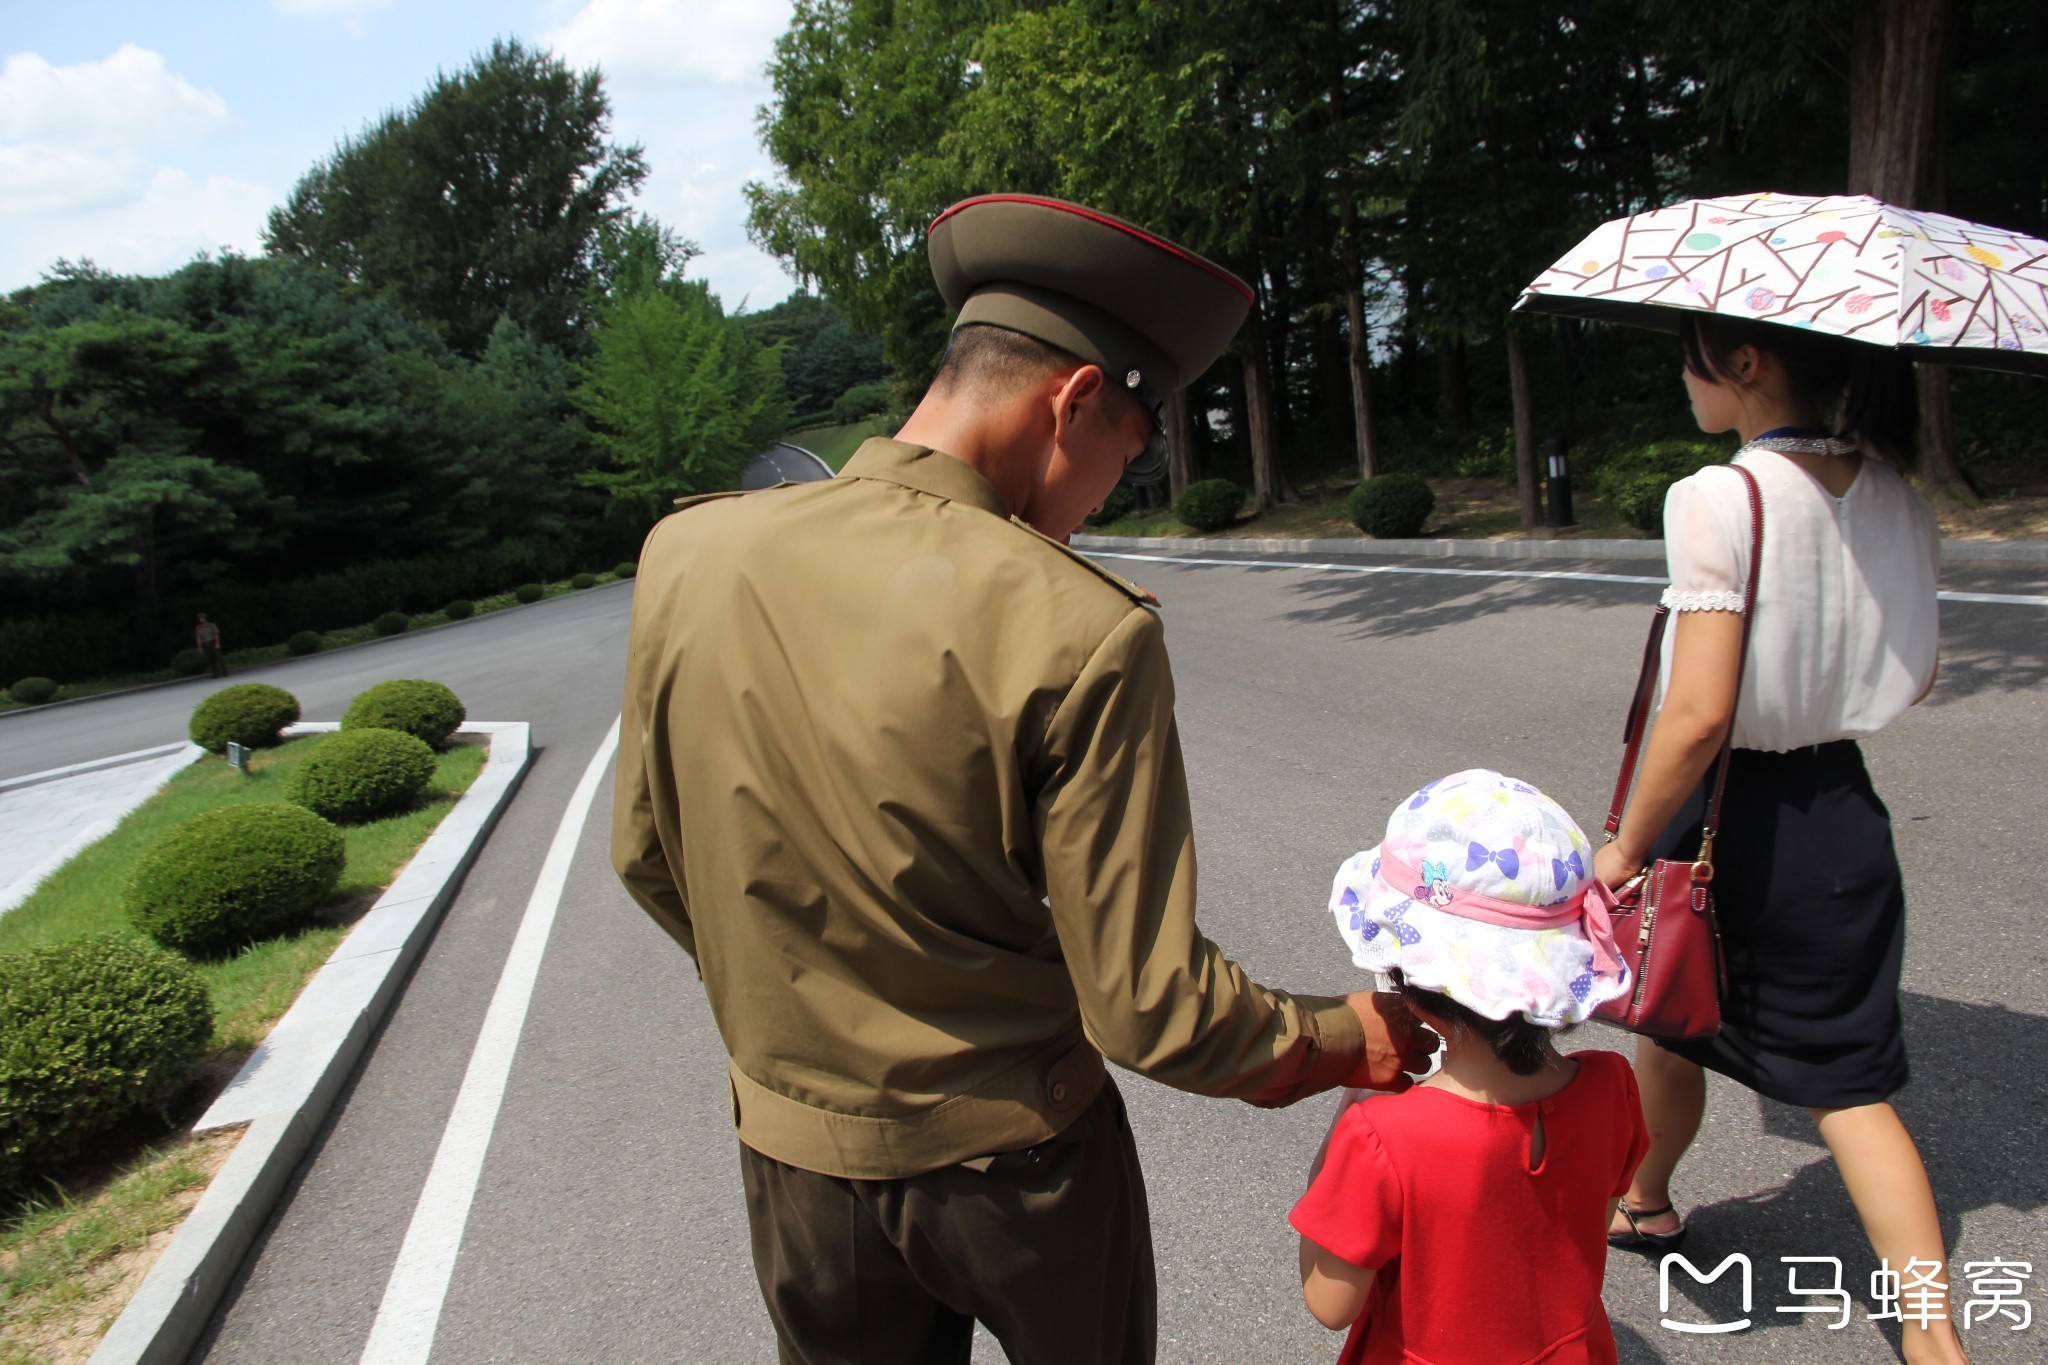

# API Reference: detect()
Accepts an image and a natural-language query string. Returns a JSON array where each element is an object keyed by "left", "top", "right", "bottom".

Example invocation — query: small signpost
[{"left": 226, "top": 741, "right": 251, "bottom": 774}]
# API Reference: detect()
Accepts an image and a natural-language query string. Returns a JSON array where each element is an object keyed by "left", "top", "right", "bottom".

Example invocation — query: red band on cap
[{"left": 929, "top": 194, "right": 1254, "bottom": 305}]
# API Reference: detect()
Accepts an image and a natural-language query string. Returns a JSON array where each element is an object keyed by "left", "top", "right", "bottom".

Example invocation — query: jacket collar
[{"left": 841, "top": 438, "right": 1010, "bottom": 519}]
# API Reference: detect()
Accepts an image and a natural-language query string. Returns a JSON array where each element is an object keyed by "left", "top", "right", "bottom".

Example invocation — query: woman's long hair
[
  {"left": 1390, "top": 968, "right": 1555, "bottom": 1077},
  {"left": 1679, "top": 313, "right": 1919, "bottom": 465}
]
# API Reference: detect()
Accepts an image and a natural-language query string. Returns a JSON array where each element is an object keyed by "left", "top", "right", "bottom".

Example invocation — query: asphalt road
[{"left": 3, "top": 553, "right": 2042, "bottom": 1364}]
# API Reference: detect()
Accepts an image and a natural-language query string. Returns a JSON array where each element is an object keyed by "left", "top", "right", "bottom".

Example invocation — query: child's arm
[{"left": 1299, "top": 1235, "right": 1377, "bottom": 1330}]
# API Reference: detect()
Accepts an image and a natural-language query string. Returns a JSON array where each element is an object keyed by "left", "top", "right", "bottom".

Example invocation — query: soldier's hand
[{"left": 1342, "top": 991, "right": 1437, "bottom": 1092}]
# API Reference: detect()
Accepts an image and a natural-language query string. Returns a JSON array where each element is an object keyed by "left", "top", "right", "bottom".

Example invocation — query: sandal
[{"left": 1608, "top": 1202, "right": 1687, "bottom": 1253}]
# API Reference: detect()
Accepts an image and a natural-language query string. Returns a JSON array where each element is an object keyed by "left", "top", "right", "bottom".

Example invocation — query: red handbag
[{"left": 1593, "top": 464, "right": 1763, "bottom": 1042}]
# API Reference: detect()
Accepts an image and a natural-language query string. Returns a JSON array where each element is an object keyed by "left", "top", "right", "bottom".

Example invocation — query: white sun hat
[{"left": 1330, "top": 769, "right": 1631, "bottom": 1028}]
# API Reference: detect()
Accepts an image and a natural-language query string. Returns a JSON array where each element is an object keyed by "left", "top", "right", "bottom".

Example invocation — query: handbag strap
[{"left": 1603, "top": 463, "right": 1765, "bottom": 864}]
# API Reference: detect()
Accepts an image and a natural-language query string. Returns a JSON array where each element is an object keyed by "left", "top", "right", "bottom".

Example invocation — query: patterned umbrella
[{"left": 1514, "top": 191, "right": 2048, "bottom": 378}]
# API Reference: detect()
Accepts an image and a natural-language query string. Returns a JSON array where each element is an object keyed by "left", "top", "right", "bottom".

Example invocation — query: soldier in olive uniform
[{"left": 613, "top": 195, "right": 1432, "bottom": 1364}]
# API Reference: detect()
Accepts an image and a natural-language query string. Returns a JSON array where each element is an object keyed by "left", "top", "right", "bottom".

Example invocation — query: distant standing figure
[{"left": 195, "top": 614, "right": 228, "bottom": 677}]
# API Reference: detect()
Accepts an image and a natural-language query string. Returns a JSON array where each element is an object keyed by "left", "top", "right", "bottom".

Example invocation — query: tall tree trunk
[
  {"left": 1506, "top": 328, "right": 1540, "bottom": 529},
  {"left": 1243, "top": 348, "right": 1278, "bottom": 512},
  {"left": 1436, "top": 339, "right": 1470, "bottom": 434},
  {"left": 1339, "top": 201, "right": 1379, "bottom": 480},
  {"left": 1848, "top": 0, "right": 1973, "bottom": 499},
  {"left": 1167, "top": 386, "right": 1196, "bottom": 502}
]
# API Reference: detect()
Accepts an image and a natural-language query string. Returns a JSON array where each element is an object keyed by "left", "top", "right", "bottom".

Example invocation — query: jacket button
[{"left": 1050, "top": 1081, "right": 1068, "bottom": 1105}]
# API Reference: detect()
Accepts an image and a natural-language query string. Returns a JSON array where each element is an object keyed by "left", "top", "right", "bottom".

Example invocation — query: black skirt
[{"left": 1650, "top": 741, "right": 1909, "bottom": 1109}]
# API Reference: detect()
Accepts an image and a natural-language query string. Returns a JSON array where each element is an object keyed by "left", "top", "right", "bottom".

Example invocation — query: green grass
[
  {"left": 0, "top": 735, "right": 486, "bottom": 1051},
  {"left": 787, "top": 417, "right": 889, "bottom": 471}
]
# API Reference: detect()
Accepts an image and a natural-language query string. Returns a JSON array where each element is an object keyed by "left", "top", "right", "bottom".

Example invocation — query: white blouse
[{"left": 1657, "top": 446, "right": 1940, "bottom": 753}]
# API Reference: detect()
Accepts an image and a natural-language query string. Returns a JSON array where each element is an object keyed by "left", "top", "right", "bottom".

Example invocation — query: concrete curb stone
[
  {"left": 88, "top": 720, "right": 534, "bottom": 1365},
  {"left": 1069, "top": 532, "right": 2048, "bottom": 565}
]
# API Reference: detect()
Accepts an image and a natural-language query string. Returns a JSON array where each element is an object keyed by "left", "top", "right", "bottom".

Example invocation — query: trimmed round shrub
[
  {"left": 514, "top": 583, "right": 545, "bottom": 604},
  {"left": 1595, "top": 440, "right": 1722, "bottom": 535},
  {"left": 1087, "top": 485, "right": 1138, "bottom": 527},
  {"left": 341, "top": 678, "right": 465, "bottom": 748},
  {"left": 125, "top": 804, "right": 345, "bottom": 957},
  {"left": 570, "top": 572, "right": 597, "bottom": 590},
  {"left": 170, "top": 648, "right": 208, "bottom": 677},
  {"left": 0, "top": 936, "right": 213, "bottom": 1190},
  {"left": 444, "top": 599, "right": 475, "bottom": 620},
  {"left": 373, "top": 611, "right": 411, "bottom": 637},
  {"left": 1347, "top": 472, "right": 1437, "bottom": 539},
  {"left": 286, "top": 630, "right": 324, "bottom": 657},
  {"left": 188, "top": 683, "right": 300, "bottom": 754},
  {"left": 613, "top": 561, "right": 637, "bottom": 579},
  {"left": 286, "top": 728, "right": 437, "bottom": 823},
  {"left": 1175, "top": 479, "right": 1244, "bottom": 531},
  {"left": 8, "top": 677, "right": 57, "bottom": 706}
]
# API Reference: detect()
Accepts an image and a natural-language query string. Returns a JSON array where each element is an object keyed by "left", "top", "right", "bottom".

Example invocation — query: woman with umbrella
[{"left": 1517, "top": 191, "right": 2044, "bottom": 1364}]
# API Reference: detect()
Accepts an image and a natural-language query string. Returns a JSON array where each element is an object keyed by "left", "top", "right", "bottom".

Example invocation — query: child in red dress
[{"left": 1292, "top": 769, "right": 1651, "bottom": 1364}]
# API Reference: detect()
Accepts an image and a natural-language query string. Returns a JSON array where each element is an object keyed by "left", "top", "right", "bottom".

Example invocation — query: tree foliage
[{"left": 264, "top": 38, "right": 646, "bottom": 356}]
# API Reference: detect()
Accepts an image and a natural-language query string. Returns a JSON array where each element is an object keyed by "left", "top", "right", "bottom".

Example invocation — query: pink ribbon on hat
[{"left": 1377, "top": 851, "right": 1628, "bottom": 977}]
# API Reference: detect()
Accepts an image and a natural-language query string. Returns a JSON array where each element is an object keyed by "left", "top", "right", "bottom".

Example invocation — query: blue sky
[{"left": 1, "top": 0, "right": 798, "bottom": 308}]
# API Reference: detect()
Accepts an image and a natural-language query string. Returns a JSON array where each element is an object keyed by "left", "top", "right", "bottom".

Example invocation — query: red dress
[{"left": 1290, "top": 1050, "right": 1649, "bottom": 1365}]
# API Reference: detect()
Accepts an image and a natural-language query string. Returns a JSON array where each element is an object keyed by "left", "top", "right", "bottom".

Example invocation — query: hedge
[
  {"left": 188, "top": 683, "right": 300, "bottom": 754},
  {"left": 124, "top": 804, "right": 346, "bottom": 957},
  {"left": 341, "top": 679, "right": 466, "bottom": 748},
  {"left": 444, "top": 599, "right": 475, "bottom": 620},
  {"left": 1176, "top": 479, "right": 1244, "bottom": 531},
  {"left": 0, "top": 936, "right": 213, "bottom": 1190},
  {"left": 286, "top": 630, "right": 324, "bottom": 656},
  {"left": 1347, "top": 473, "right": 1437, "bottom": 538},
  {"left": 170, "top": 648, "right": 208, "bottom": 677},
  {"left": 1087, "top": 485, "right": 1138, "bottom": 527},
  {"left": 285, "top": 728, "right": 437, "bottom": 823},
  {"left": 514, "top": 583, "right": 545, "bottom": 604},
  {"left": 7, "top": 677, "right": 56, "bottom": 706},
  {"left": 570, "top": 572, "right": 597, "bottom": 590},
  {"left": 613, "top": 561, "right": 637, "bottom": 579},
  {"left": 373, "top": 611, "right": 411, "bottom": 637},
  {"left": 1596, "top": 440, "right": 1722, "bottom": 534}
]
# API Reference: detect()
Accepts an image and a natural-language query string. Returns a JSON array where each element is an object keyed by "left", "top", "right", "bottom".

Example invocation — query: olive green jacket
[{"left": 612, "top": 438, "right": 1363, "bottom": 1179}]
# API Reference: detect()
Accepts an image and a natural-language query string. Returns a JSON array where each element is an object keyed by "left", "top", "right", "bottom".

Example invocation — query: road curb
[
  {"left": 1069, "top": 532, "right": 2048, "bottom": 565},
  {"left": 0, "top": 578, "right": 632, "bottom": 724},
  {"left": 0, "top": 741, "right": 202, "bottom": 794},
  {"left": 89, "top": 720, "right": 535, "bottom": 1365}
]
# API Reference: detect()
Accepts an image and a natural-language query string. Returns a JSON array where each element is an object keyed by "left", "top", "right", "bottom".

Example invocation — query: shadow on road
[
  {"left": 1280, "top": 568, "right": 1654, "bottom": 640},
  {"left": 1619, "top": 992, "right": 2047, "bottom": 1356},
  {"left": 1922, "top": 602, "right": 2048, "bottom": 702}
]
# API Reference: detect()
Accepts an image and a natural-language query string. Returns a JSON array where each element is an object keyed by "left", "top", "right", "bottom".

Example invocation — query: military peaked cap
[{"left": 927, "top": 194, "right": 1252, "bottom": 396}]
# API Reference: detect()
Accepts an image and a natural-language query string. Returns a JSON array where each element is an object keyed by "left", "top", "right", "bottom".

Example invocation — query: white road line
[
  {"left": 1085, "top": 550, "right": 2048, "bottom": 608},
  {"left": 358, "top": 716, "right": 622, "bottom": 1365}
]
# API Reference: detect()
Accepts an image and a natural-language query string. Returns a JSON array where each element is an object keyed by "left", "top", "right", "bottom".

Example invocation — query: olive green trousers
[{"left": 738, "top": 1078, "right": 1155, "bottom": 1365}]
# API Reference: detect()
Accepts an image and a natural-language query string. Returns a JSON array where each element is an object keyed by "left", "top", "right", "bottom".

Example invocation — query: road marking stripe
[
  {"left": 358, "top": 716, "right": 621, "bottom": 1365},
  {"left": 1084, "top": 550, "right": 2048, "bottom": 608}
]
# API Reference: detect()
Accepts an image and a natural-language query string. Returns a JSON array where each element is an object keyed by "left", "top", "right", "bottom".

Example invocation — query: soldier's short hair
[{"left": 930, "top": 323, "right": 1080, "bottom": 399}]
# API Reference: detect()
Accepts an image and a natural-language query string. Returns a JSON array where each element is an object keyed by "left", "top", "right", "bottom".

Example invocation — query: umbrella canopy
[{"left": 1514, "top": 192, "right": 2048, "bottom": 378}]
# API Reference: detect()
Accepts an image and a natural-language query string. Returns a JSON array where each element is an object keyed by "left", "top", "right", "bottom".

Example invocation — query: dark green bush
[
  {"left": 829, "top": 381, "right": 890, "bottom": 423},
  {"left": 285, "top": 729, "right": 437, "bottom": 823},
  {"left": 125, "top": 804, "right": 345, "bottom": 957},
  {"left": 613, "top": 561, "right": 637, "bottom": 579},
  {"left": 188, "top": 683, "right": 300, "bottom": 754},
  {"left": 170, "top": 648, "right": 208, "bottom": 677},
  {"left": 570, "top": 572, "right": 597, "bottom": 590},
  {"left": 0, "top": 936, "right": 213, "bottom": 1190},
  {"left": 372, "top": 611, "right": 411, "bottom": 637},
  {"left": 1347, "top": 473, "right": 1438, "bottom": 538},
  {"left": 7, "top": 677, "right": 57, "bottom": 706},
  {"left": 1175, "top": 479, "right": 1244, "bottom": 531},
  {"left": 1087, "top": 485, "right": 1138, "bottom": 527},
  {"left": 443, "top": 599, "right": 475, "bottom": 620},
  {"left": 514, "top": 583, "right": 545, "bottom": 604},
  {"left": 1596, "top": 440, "right": 1722, "bottom": 534},
  {"left": 341, "top": 679, "right": 466, "bottom": 748},
  {"left": 286, "top": 630, "right": 324, "bottom": 657}
]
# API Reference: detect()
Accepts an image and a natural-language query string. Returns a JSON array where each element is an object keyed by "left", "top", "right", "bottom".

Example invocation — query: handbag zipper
[{"left": 1629, "top": 865, "right": 1662, "bottom": 1016}]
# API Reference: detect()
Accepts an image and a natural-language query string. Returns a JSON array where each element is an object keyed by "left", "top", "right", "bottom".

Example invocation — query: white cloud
[
  {"left": 0, "top": 45, "right": 229, "bottom": 149},
  {"left": 0, "top": 167, "right": 273, "bottom": 288},
  {"left": 543, "top": 0, "right": 793, "bottom": 89}
]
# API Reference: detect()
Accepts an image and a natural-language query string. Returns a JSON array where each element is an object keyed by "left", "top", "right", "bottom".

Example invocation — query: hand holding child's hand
[{"left": 1342, "top": 991, "right": 1438, "bottom": 1092}]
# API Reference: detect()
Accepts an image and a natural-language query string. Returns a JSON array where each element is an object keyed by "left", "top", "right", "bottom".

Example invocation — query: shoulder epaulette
[{"left": 1007, "top": 517, "right": 1161, "bottom": 608}]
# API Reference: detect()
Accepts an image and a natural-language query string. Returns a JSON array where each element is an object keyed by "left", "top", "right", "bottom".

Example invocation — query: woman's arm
[
  {"left": 1593, "top": 609, "right": 1745, "bottom": 886},
  {"left": 1300, "top": 1236, "right": 1377, "bottom": 1329}
]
